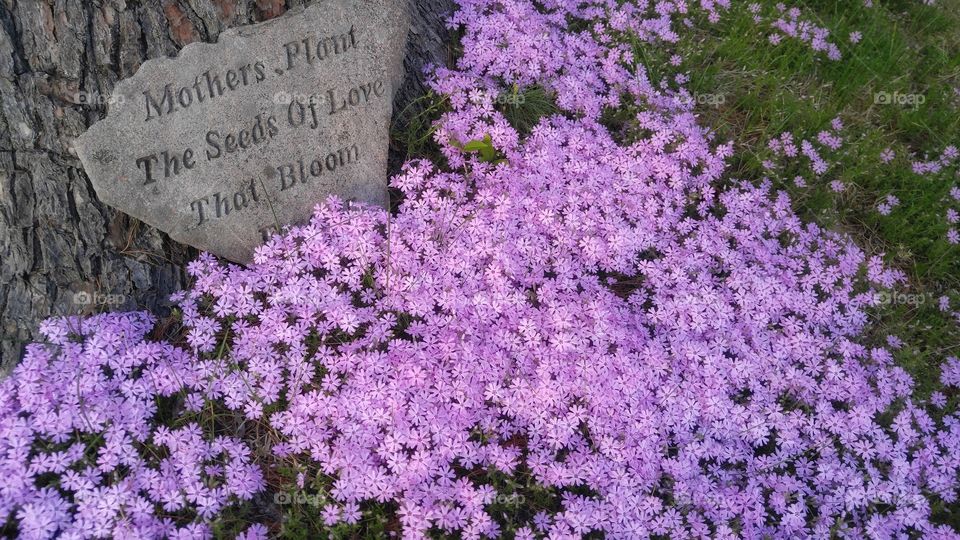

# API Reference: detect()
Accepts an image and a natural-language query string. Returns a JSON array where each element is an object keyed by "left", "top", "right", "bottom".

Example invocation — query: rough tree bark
[{"left": 0, "top": 0, "right": 455, "bottom": 365}]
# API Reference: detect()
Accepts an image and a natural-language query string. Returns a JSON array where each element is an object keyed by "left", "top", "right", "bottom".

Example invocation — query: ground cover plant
[{"left": 2, "top": 0, "right": 959, "bottom": 538}]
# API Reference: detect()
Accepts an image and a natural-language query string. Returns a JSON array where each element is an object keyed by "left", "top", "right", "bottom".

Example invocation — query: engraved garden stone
[{"left": 73, "top": 0, "right": 408, "bottom": 264}]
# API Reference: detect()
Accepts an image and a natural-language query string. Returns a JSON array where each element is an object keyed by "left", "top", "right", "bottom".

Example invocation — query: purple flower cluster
[
  {"left": 767, "top": 4, "right": 842, "bottom": 60},
  {"left": 0, "top": 313, "right": 264, "bottom": 538},
  {"left": 949, "top": 187, "right": 960, "bottom": 245},
  {"left": 912, "top": 145, "right": 959, "bottom": 176},
  {"left": 878, "top": 194, "right": 900, "bottom": 216},
  {"left": 171, "top": 0, "right": 955, "bottom": 536},
  {"left": 2, "top": 0, "right": 959, "bottom": 538},
  {"left": 767, "top": 121, "right": 844, "bottom": 180},
  {"left": 910, "top": 147, "right": 960, "bottom": 245}
]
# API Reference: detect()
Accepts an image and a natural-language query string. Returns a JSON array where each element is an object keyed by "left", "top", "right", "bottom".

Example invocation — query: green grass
[{"left": 655, "top": 0, "right": 960, "bottom": 397}]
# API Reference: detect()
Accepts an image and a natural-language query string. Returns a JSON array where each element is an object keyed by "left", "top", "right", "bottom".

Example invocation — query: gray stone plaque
[{"left": 74, "top": 0, "right": 408, "bottom": 263}]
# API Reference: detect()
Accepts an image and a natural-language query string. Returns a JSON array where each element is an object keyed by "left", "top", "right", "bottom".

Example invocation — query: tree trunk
[{"left": 0, "top": 0, "right": 455, "bottom": 365}]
